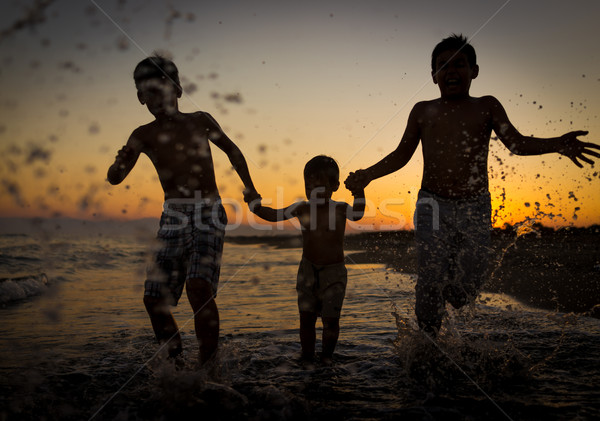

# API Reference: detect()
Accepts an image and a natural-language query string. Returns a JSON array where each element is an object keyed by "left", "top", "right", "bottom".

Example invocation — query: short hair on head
[
  {"left": 431, "top": 34, "right": 476, "bottom": 71},
  {"left": 304, "top": 155, "right": 339, "bottom": 185},
  {"left": 133, "top": 54, "right": 182, "bottom": 92}
]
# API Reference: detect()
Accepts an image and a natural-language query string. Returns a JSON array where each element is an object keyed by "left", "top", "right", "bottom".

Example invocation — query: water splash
[
  {"left": 487, "top": 218, "right": 539, "bottom": 285},
  {"left": 388, "top": 216, "right": 579, "bottom": 412}
]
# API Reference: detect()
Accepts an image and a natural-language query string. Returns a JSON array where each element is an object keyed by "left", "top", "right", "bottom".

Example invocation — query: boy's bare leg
[
  {"left": 143, "top": 296, "right": 182, "bottom": 358},
  {"left": 321, "top": 316, "right": 340, "bottom": 365},
  {"left": 186, "top": 278, "right": 219, "bottom": 364},
  {"left": 299, "top": 311, "right": 317, "bottom": 361}
]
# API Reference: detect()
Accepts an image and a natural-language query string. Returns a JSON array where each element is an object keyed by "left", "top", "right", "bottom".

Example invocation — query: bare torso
[
  {"left": 134, "top": 112, "right": 220, "bottom": 200},
  {"left": 294, "top": 200, "right": 348, "bottom": 265},
  {"left": 416, "top": 96, "right": 494, "bottom": 198}
]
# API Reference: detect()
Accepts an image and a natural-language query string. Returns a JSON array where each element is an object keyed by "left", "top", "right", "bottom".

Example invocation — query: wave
[
  {"left": 0, "top": 273, "right": 49, "bottom": 305},
  {"left": 0, "top": 233, "right": 30, "bottom": 238}
]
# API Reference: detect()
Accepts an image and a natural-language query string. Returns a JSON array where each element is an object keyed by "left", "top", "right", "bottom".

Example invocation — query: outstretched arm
[
  {"left": 251, "top": 200, "right": 304, "bottom": 223},
  {"left": 203, "top": 113, "right": 259, "bottom": 196},
  {"left": 345, "top": 103, "right": 421, "bottom": 191},
  {"left": 347, "top": 188, "right": 365, "bottom": 222},
  {"left": 107, "top": 130, "right": 143, "bottom": 185},
  {"left": 554, "top": 131, "right": 598, "bottom": 167},
  {"left": 490, "top": 96, "right": 599, "bottom": 167}
]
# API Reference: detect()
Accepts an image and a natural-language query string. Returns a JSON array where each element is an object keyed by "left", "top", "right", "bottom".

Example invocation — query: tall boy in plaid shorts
[{"left": 107, "top": 55, "right": 258, "bottom": 363}]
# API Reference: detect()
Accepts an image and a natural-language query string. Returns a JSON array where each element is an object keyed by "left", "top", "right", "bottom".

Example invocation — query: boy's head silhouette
[
  {"left": 134, "top": 55, "right": 183, "bottom": 117},
  {"left": 431, "top": 34, "right": 476, "bottom": 71},
  {"left": 431, "top": 34, "right": 479, "bottom": 99},
  {"left": 304, "top": 155, "right": 340, "bottom": 199}
]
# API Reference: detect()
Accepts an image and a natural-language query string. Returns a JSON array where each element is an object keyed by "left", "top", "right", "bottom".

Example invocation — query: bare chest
[
  {"left": 143, "top": 126, "right": 212, "bottom": 167},
  {"left": 419, "top": 104, "right": 492, "bottom": 158},
  {"left": 297, "top": 204, "right": 346, "bottom": 232}
]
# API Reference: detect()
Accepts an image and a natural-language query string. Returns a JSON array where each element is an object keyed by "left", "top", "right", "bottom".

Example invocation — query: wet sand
[{"left": 229, "top": 225, "right": 600, "bottom": 315}]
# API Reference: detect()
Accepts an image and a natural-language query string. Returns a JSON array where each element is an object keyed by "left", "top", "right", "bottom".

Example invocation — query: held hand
[
  {"left": 349, "top": 185, "right": 365, "bottom": 198},
  {"left": 345, "top": 170, "right": 370, "bottom": 191},
  {"left": 243, "top": 188, "right": 262, "bottom": 212},
  {"left": 243, "top": 188, "right": 261, "bottom": 203},
  {"left": 353, "top": 190, "right": 365, "bottom": 199},
  {"left": 344, "top": 171, "right": 360, "bottom": 191},
  {"left": 558, "top": 131, "right": 599, "bottom": 168}
]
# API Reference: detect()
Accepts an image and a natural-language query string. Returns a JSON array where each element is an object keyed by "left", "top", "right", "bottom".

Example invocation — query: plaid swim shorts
[{"left": 144, "top": 200, "right": 227, "bottom": 306}]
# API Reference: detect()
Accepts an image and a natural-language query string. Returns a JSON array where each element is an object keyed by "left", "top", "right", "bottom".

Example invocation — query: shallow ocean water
[{"left": 0, "top": 233, "right": 599, "bottom": 420}]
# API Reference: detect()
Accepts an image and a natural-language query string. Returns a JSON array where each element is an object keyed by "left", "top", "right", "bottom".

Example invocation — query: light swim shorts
[{"left": 296, "top": 257, "right": 348, "bottom": 318}]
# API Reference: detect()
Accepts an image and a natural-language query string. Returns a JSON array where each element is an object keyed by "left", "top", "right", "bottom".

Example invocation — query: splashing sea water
[{"left": 0, "top": 233, "right": 598, "bottom": 420}]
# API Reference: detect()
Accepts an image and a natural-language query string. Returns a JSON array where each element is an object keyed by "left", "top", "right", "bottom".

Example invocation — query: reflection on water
[{"left": 0, "top": 235, "right": 599, "bottom": 420}]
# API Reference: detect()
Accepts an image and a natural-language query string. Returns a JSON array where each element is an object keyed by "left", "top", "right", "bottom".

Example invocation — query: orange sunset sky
[{"left": 0, "top": 0, "right": 599, "bottom": 232}]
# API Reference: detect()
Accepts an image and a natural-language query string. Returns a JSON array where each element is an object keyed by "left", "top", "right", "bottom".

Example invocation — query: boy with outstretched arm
[
  {"left": 345, "top": 34, "right": 599, "bottom": 337},
  {"left": 107, "top": 56, "right": 259, "bottom": 364},
  {"left": 247, "top": 155, "right": 365, "bottom": 365}
]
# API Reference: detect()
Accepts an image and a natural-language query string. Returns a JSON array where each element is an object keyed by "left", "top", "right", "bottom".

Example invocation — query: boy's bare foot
[
  {"left": 155, "top": 339, "right": 182, "bottom": 361},
  {"left": 320, "top": 355, "right": 333, "bottom": 367},
  {"left": 196, "top": 349, "right": 222, "bottom": 380},
  {"left": 301, "top": 351, "right": 315, "bottom": 361},
  {"left": 168, "top": 353, "right": 186, "bottom": 371},
  {"left": 299, "top": 353, "right": 316, "bottom": 369},
  {"left": 168, "top": 344, "right": 183, "bottom": 359},
  {"left": 418, "top": 320, "right": 440, "bottom": 340},
  {"left": 420, "top": 325, "right": 439, "bottom": 340}
]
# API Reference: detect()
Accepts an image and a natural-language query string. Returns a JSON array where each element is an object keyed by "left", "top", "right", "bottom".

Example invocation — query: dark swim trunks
[{"left": 414, "top": 189, "right": 492, "bottom": 330}]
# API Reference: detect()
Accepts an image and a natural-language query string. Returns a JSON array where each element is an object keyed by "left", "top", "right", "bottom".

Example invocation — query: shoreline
[{"left": 228, "top": 226, "right": 600, "bottom": 315}]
